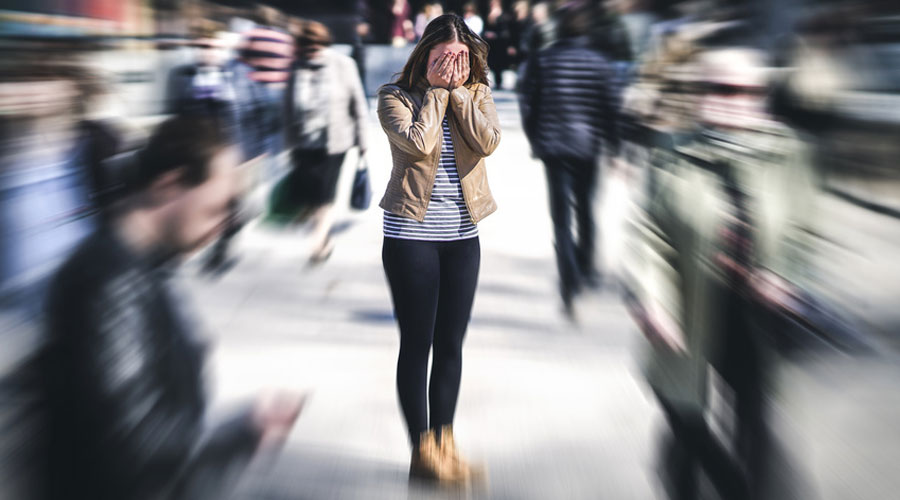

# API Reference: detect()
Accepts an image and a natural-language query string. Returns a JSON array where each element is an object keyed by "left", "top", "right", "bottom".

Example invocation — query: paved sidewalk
[{"left": 183, "top": 90, "right": 662, "bottom": 499}]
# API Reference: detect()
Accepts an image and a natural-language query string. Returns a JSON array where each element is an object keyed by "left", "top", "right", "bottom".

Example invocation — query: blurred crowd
[
  {"left": 538, "top": 1, "right": 900, "bottom": 499},
  {"left": 1, "top": 0, "right": 900, "bottom": 499}
]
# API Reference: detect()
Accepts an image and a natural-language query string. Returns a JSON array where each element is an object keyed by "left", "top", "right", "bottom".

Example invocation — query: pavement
[
  {"left": 183, "top": 90, "right": 663, "bottom": 500},
  {"left": 180, "top": 90, "right": 900, "bottom": 500}
]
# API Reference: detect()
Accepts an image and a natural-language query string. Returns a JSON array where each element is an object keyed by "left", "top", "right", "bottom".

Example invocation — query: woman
[
  {"left": 414, "top": 2, "right": 443, "bottom": 41},
  {"left": 391, "top": 0, "right": 415, "bottom": 47},
  {"left": 285, "top": 20, "right": 368, "bottom": 263},
  {"left": 377, "top": 14, "right": 501, "bottom": 483}
]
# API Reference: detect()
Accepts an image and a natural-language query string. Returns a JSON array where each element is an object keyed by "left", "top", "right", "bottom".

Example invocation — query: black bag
[
  {"left": 265, "top": 148, "right": 325, "bottom": 225},
  {"left": 350, "top": 156, "right": 372, "bottom": 211}
]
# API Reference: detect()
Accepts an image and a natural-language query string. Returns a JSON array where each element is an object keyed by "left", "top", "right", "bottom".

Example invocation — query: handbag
[
  {"left": 264, "top": 148, "right": 323, "bottom": 225},
  {"left": 350, "top": 155, "right": 372, "bottom": 211}
]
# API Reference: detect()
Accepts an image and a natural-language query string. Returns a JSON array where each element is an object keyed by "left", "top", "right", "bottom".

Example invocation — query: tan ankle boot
[
  {"left": 409, "top": 430, "right": 463, "bottom": 483},
  {"left": 438, "top": 425, "right": 485, "bottom": 481}
]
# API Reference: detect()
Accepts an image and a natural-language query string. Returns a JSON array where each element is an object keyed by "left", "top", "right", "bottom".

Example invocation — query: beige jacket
[
  {"left": 376, "top": 81, "right": 501, "bottom": 223},
  {"left": 286, "top": 49, "right": 368, "bottom": 155}
]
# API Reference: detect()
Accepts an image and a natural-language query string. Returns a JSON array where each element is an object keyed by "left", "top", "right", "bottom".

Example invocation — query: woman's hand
[
  {"left": 427, "top": 52, "right": 455, "bottom": 89},
  {"left": 449, "top": 50, "right": 470, "bottom": 89}
]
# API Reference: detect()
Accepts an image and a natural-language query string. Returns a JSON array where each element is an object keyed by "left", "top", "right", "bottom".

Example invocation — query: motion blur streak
[{"left": 2, "top": 1, "right": 900, "bottom": 499}]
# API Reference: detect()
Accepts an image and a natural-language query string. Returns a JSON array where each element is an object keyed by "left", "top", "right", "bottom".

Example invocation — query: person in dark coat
[
  {"left": 519, "top": 3, "right": 621, "bottom": 318},
  {"left": 483, "top": 0, "right": 513, "bottom": 89},
  {"left": 33, "top": 116, "right": 303, "bottom": 500}
]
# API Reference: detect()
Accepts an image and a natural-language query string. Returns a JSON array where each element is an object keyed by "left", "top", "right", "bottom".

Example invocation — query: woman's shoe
[
  {"left": 307, "top": 237, "right": 335, "bottom": 266},
  {"left": 438, "top": 425, "right": 486, "bottom": 482},
  {"left": 410, "top": 430, "right": 468, "bottom": 484}
]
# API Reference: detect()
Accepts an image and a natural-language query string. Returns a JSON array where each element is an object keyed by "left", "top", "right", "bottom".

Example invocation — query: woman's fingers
[
  {"left": 439, "top": 52, "right": 454, "bottom": 73},
  {"left": 429, "top": 53, "right": 445, "bottom": 73}
]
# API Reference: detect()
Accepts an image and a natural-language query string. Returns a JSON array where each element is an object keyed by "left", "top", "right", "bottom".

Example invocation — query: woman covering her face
[{"left": 376, "top": 13, "right": 501, "bottom": 484}]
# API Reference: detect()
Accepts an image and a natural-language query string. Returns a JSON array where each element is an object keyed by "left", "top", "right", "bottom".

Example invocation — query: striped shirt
[
  {"left": 384, "top": 118, "right": 478, "bottom": 241},
  {"left": 239, "top": 26, "right": 293, "bottom": 84}
]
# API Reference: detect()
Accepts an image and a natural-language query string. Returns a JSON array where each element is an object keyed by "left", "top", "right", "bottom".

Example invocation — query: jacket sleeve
[
  {"left": 284, "top": 68, "right": 296, "bottom": 150},
  {"left": 600, "top": 61, "right": 622, "bottom": 157},
  {"left": 624, "top": 165, "right": 685, "bottom": 345},
  {"left": 346, "top": 57, "right": 369, "bottom": 153},
  {"left": 518, "top": 57, "right": 540, "bottom": 149},
  {"left": 377, "top": 85, "right": 449, "bottom": 158},
  {"left": 79, "top": 279, "right": 260, "bottom": 491},
  {"left": 171, "top": 408, "right": 260, "bottom": 500},
  {"left": 448, "top": 85, "right": 502, "bottom": 157}
]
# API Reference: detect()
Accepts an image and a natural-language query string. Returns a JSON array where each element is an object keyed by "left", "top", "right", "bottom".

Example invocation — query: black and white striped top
[{"left": 383, "top": 118, "right": 478, "bottom": 241}]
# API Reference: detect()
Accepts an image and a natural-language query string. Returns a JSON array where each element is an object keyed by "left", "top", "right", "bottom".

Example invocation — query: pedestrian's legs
[
  {"left": 351, "top": 41, "right": 367, "bottom": 93},
  {"left": 544, "top": 159, "right": 579, "bottom": 307},
  {"left": 658, "top": 396, "right": 751, "bottom": 500},
  {"left": 732, "top": 302, "right": 771, "bottom": 499},
  {"left": 308, "top": 203, "right": 335, "bottom": 260},
  {"left": 203, "top": 198, "right": 243, "bottom": 274},
  {"left": 307, "top": 153, "right": 346, "bottom": 262},
  {"left": 383, "top": 237, "right": 441, "bottom": 446},
  {"left": 573, "top": 157, "right": 599, "bottom": 282},
  {"left": 429, "top": 237, "right": 480, "bottom": 432}
]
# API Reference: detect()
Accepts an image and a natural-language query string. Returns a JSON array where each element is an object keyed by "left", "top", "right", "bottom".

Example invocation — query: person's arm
[
  {"left": 448, "top": 84, "right": 502, "bottom": 157},
  {"left": 376, "top": 85, "right": 449, "bottom": 158},
  {"left": 346, "top": 57, "right": 369, "bottom": 154},
  {"left": 518, "top": 53, "right": 540, "bottom": 149},
  {"left": 600, "top": 58, "right": 622, "bottom": 158},
  {"left": 284, "top": 66, "right": 296, "bottom": 150},
  {"left": 170, "top": 408, "right": 261, "bottom": 500},
  {"left": 626, "top": 167, "right": 688, "bottom": 353}
]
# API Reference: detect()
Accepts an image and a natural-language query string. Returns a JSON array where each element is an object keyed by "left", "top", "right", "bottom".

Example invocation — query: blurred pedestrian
[
  {"left": 165, "top": 31, "right": 250, "bottom": 275},
  {"left": 391, "top": 0, "right": 415, "bottom": 47},
  {"left": 165, "top": 32, "right": 237, "bottom": 131},
  {"left": 377, "top": 13, "right": 500, "bottom": 483},
  {"left": 508, "top": 0, "right": 531, "bottom": 69},
  {"left": 483, "top": 0, "right": 513, "bottom": 89},
  {"left": 519, "top": 3, "right": 621, "bottom": 318},
  {"left": 462, "top": 1, "right": 484, "bottom": 36},
  {"left": 415, "top": 1, "right": 445, "bottom": 41},
  {"left": 33, "top": 116, "right": 304, "bottom": 500},
  {"left": 237, "top": 5, "right": 294, "bottom": 161},
  {"left": 353, "top": 0, "right": 373, "bottom": 91},
  {"left": 285, "top": 21, "right": 369, "bottom": 264},
  {"left": 0, "top": 58, "right": 102, "bottom": 315},
  {"left": 697, "top": 45, "right": 817, "bottom": 500},
  {"left": 201, "top": 16, "right": 294, "bottom": 275},
  {"left": 205, "top": 8, "right": 296, "bottom": 273},
  {"left": 521, "top": 0, "right": 555, "bottom": 59}
]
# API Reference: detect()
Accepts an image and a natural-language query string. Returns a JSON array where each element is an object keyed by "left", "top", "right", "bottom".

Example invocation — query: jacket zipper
[{"left": 449, "top": 114, "right": 478, "bottom": 224}]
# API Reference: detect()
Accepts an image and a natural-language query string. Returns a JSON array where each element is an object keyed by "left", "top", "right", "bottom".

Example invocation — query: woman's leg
[
  {"left": 382, "top": 237, "right": 441, "bottom": 445},
  {"left": 308, "top": 153, "right": 346, "bottom": 261},
  {"left": 429, "top": 237, "right": 481, "bottom": 431},
  {"left": 308, "top": 203, "right": 335, "bottom": 260}
]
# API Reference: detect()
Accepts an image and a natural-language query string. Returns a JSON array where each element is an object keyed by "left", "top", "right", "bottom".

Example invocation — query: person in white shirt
[{"left": 463, "top": 2, "right": 484, "bottom": 36}]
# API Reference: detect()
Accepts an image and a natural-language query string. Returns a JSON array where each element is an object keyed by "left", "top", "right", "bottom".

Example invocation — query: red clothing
[{"left": 391, "top": 1, "right": 412, "bottom": 39}]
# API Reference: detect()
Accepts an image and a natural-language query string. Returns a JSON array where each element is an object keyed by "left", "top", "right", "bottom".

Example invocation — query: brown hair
[
  {"left": 393, "top": 14, "right": 489, "bottom": 90},
  {"left": 296, "top": 20, "right": 333, "bottom": 48},
  {"left": 136, "top": 116, "right": 231, "bottom": 190}
]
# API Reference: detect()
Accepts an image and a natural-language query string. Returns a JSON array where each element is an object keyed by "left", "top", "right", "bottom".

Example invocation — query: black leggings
[{"left": 382, "top": 236, "right": 480, "bottom": 446}]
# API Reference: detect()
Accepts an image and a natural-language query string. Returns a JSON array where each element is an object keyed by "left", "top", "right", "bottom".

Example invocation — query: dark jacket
[
  {"left": 519, "top": 36, "right": 620, "bottom": 161},
  {"left": 165, "top": 62, "right": 270, "bottom": 162},
  {"left": 35, "top": 228, "right": 259, "bottom": 500}
]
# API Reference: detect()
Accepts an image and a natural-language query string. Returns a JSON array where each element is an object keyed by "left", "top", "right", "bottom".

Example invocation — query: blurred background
[{"left": 2, "top": 0, "right": 900, "bottom": 499}]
